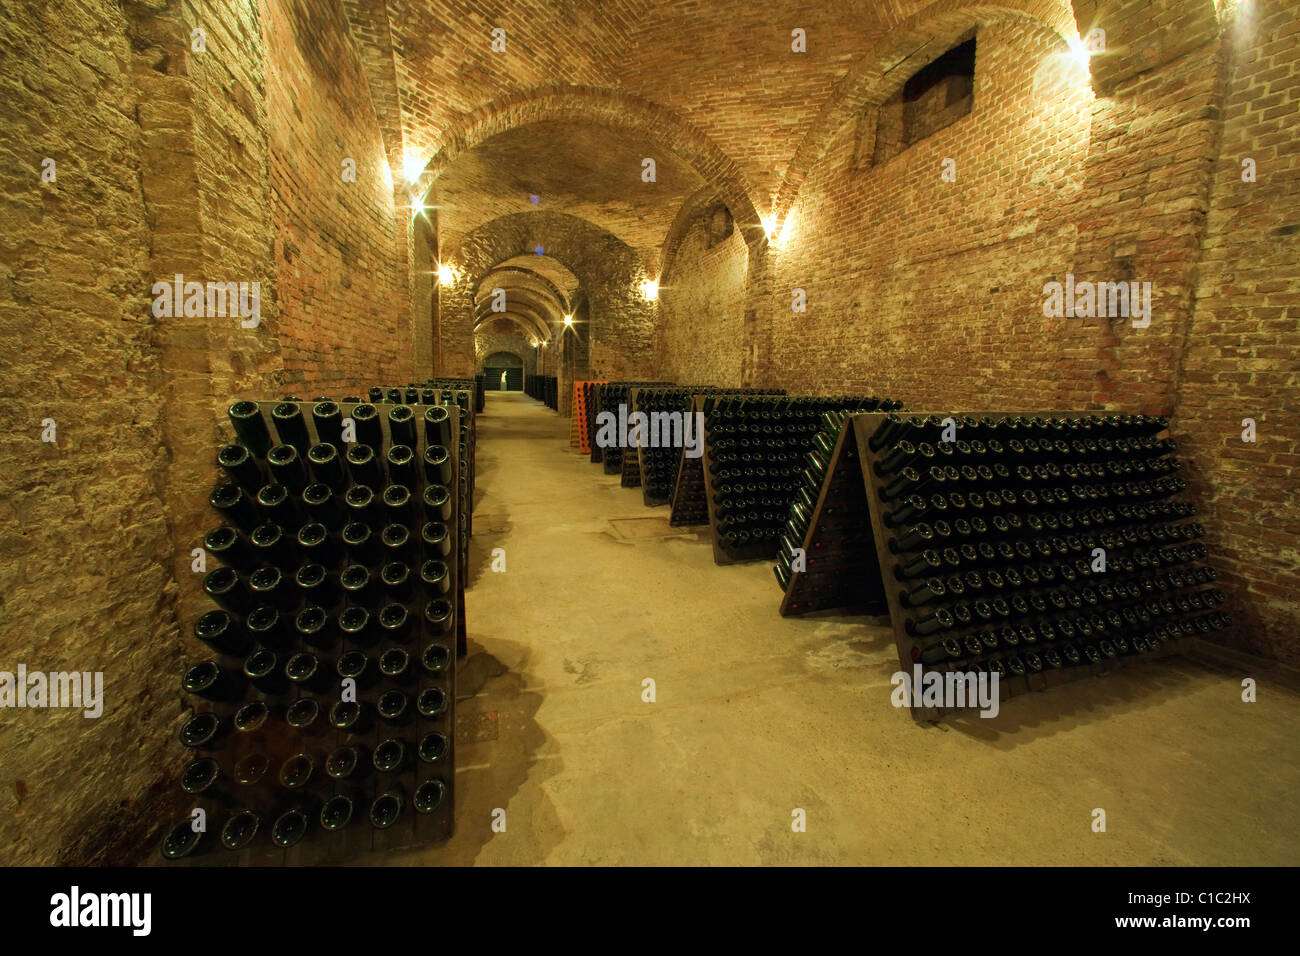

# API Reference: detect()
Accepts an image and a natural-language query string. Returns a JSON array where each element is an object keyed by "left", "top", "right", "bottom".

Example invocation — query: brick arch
[
  {"left": 474, "top": 306, "right": 551, "bottom": 342},
  {"left": 483, "top": 349, "right": 525, "bottom": 366},
  {"left": 658, "top": 185, "right": 752, "bottom": 288},
  {"left": 476, "top": 265, "right": 572, "bottom": 316},
  {"left": 439, "top": 211, "right": 656, "bottom": 381},
  {"left": 771, "top": 0, "right": 1079, "bottom": 224},
  {"left": 409, "top": 85, "right": 765, "bottom": 250}
]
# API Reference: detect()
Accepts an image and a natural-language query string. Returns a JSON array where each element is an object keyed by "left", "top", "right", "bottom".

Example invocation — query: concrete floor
[{"left": 382, "top": 391, "right": 1300, "bottom": 866}]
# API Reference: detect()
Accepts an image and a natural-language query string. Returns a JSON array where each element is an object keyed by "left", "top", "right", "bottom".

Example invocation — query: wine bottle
[
  {"left": 381, "top": 484, "right": 414, "bottom": 524},
  {"left": 421, "top": 522, "right": 452, "bottom": 557},
  {"left": 270, "top": 808, "right": 311, "bottom": 848},
  {"left": 228, "top": 401, "right": 273, "bottom": 456},
  {"left": 249, "top": 522, "right": 291, "bottom": 567},
  {"left": 311, "top": 401, "right": 342, "bottom": 449},
  {"left": 376, "top": 689, "right": 411, "bottom": 726},
  {"left": 326, "top": 745, "right": 371, "bottom": 782},
  {"left": 368, "top": 786, "right": 405, "bottom": 829},
  {"left": 285, "top": 698, "right": 328, "bottom": 737},
  {"left": 159, "top": 819, "right": 208, "bottom": 860},
  {"left": 414, "top": 779, "right": 447, "bottom": 814},
  {"left": 271, "top": 402, "right": 311, "bottom": 456},
  {"left": 295, "top": 604, "right": 336, "bottom": 650},
  {"left": 203, "top": 566, "right": 251, "bottom": 616},
  {"left": 423, "top": 598, "right": 453, "bottom": 636},
  {"left": 217, "top": 443, "right": 264, "bottom": 492},
  {"left": 418, "top": 732, "right": 449, "bottom": 764},
  {"left": 380, "top": 560, "right": 413, "bottom": 599},
  {"left": 417, "top": 687, "right": 447, "bottom": 718},
  {"left": 319, "top": 794, "right": 355, "bottom": 832},
  {"left": 248, "top": 565, "right": 293, "bottom": 611},
  {"left": 292, "top": 563, "right": 333, "bottom": 609},
  {"left": 424, "top": 405, "right": 453, "bottom": 446},
  {"left": 204, "top": 526, "right": 255, "bottom": 572},
  {"left": 284, "top": 651, "right": 332, "bottom": 693},
  {"left": 422, "top": 485, "right": 453, "bottom": 522},
  {"left": 267, "top": 444, "right": 308, "bottom": 492},
  {"left": 388, "top": 405, "right": 417, "bottom": 447},
  {"left": 179, "top": 711, "right": 224, "bottom": 750},
  {"left": 307, "top": 441, "right": 345, "bottom": 489},
  {"left": 387, "top": 446, "right": 417, "bottom": 488},
  {"left": 181, "top": 660, "right": 239, "bottom": 701},
  {"left": 372, "top": 738, "right": 408, "bottom": 774},
  {"left": 245, "top": 604, "right": 289, "bottom": 650},
  {"left": 210, "top": 483, "right": 260, "bottom": 534},
  {"left": 378, "top": 603, "right": 411, "bottom": 643},
  {"left": 180, "top": 756, "right": 231, "bottom": 806},
  {"left": 195, "top": 609, "right": 252, "bottom": 656},
  {"left": 340, "top": 564, "right": 373, "bottom": 605},
  {"left": 345, "top": 445, "right": 382, "bottom": 488},
  {"left": 329, "top": 700, "right": 373, "bottom": 737},
  {"left": 423, "top": 445, "right": 454, "bottom": 485},
  {"left": 421, "top": 643, "right": 451, "bottom": 675},
  {"left": 380, "top": 524, "right": 415, "bottom": 563},
  {"left": 219, "top": 809, "right": 262, "bottom": 851},
  {"left": 423, "top": 556, "right": 454, "bottom": 595},
  {"left": 351, "top": 403, "right": 382, "bottom": 450}
]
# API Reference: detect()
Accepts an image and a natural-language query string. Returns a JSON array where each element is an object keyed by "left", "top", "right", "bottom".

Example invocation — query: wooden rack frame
[{"left": 783, "top": 410, "right": 1204, "bottom": 720}]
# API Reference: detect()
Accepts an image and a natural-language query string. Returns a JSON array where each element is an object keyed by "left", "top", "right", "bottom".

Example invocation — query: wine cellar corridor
[
  {"left": 2, "top": 0, "right": 1298, "bottom": 882},
  {"left": 378, "top": 391, "right": 1300, "bottom": 866}
]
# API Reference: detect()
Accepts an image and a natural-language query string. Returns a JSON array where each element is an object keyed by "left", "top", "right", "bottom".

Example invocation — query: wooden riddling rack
[
  {"left": 666, "top": 390, "right": 785, "bottom": 527},
  {"left": 569, "top": 379, "right": 606, "bottom": 453},
  {"left": 777, "top": 415, "right": 886, "bottom": 616},
  {"left": 175, "top": 398, "right": 462, "bottom": 864},
  {"left": 694, "top": 394, "right": 896, "bottom": 566},
  {"left": 629, "top": 385, "right": 716, "bottom": 507},
  {"left": 785, "top": 410, "right": 1228, "bottom": 720},
  {"left": 590, "top": 381, "right": 673, "bottom": 474}
]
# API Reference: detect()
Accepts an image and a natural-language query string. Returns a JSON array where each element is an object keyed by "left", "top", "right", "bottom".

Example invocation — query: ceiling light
[
  {"left": 1066, "top": 36, "right": 1092, "bottom": 68},
  {"left": 402, "top": 153, "right": 426, "bottom": 183},
  {"left": 436, "top": 263, "right": 456, "bottom": 284},
  {"left": 563, "top": 315, "right": 573, "bottom": 326},
  {"left": 640, "top": 278, "right": 659, "bottom": 301}
]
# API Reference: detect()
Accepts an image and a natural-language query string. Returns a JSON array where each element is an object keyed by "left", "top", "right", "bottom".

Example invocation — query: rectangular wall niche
[{"left": 870, "top": 34, "right": 977, "bottom": 166}]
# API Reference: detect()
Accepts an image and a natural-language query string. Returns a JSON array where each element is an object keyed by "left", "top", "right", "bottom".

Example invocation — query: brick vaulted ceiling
[{"left": 342, "top": 0, "right": 940, "bottom": 253}]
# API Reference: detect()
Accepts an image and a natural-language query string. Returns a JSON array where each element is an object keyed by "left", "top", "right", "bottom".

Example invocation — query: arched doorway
[{"left": 484, "top": 350, "right": 525, "bottom": 391}]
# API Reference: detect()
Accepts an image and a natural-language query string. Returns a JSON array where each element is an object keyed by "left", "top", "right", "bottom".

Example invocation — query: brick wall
[
  {"left": 0, "top": 0, "right": 185, "bottom": 866},
  {"left": 657, "top": 207, "right": 749, "bottom": 387},
  {"left": 266, "top": 0, "right": 411, "bottom": 393},
  {"left": 761, "top": 20, "right": 1094, "bottom": 405},
  {"left": 1175, "top": 0, "right": 1300, "bottom": 665}
]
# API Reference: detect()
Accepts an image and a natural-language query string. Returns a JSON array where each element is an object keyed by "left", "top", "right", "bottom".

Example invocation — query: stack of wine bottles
[
  {"left": 667, "top": 390, "right": 791, "bottom": 526},
  {"left": 774, "top": 409, "right": 885, "bottom": 614},
  {"left": 629, "top": 387, "right": 784, "bottom": 505},
  {"left": 363, "top": 382, "right": 475, "bottom": 595},
  {"left": 591, "top": 381, "right": 675, "bottom": 474},
  {"left": 821, "top": 411, "right": 1229, "bottom": 715},
  {"left": 161, "top": 398, "right": 460, "bottom": 862},
  {"left": 702, "top": 395, "right": 902, "bottom": 563},
  {"left": 585, "top": 381, "right": 606, "bottom": 462},
  {"left": 524, "top": 375, "right": 558, "bottom": 409}
]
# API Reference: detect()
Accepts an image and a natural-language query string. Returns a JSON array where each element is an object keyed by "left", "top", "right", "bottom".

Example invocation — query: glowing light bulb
[
  {"left": 436, "top": 263, "right": 456, "bottom": 284},
  {"left": 402, "top": 153, "right": 425, "bottom": 183},
  {"left": 640, "top": 278, "right": 659, "bottom": 301}
]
